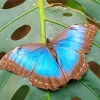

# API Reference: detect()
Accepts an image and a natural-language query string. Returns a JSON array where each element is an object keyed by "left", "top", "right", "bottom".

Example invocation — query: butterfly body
[
  {"left": 46, "top": 38, "right": 58, "bottom": 61},
  {"left": 0, "top": 24, "right": 98, "bottom": 90}
]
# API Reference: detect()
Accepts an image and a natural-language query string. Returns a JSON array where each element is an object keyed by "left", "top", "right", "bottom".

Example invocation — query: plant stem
[
  {"left": 80, "top": 80, "right": 100, "bottom": 99},
  {"left": 0, "top": 6, "right": 38, "bottom": 32},
  {"left": 47, "top": 91, "right": 51, "bottom": 100},
  {"left": 38, "top": 0, "right": 46, "bottom": 43},
  {"left": 45, "top": 18, "right": 67, "bottom": 28},
  {"left": 93, "top": 41, "right": 100, "bottom": 48},
  {"left": 0, "top": 73, "right": 12, "bottom": 92}
]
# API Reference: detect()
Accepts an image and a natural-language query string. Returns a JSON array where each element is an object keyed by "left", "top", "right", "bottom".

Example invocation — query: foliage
[{"left": 0, "top": 0, "right": 100, "bottom": 100}]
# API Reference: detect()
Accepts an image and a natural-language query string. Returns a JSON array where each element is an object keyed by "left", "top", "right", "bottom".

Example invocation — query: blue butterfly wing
[
  {"left": 52, "top": 24, "right": 98, "bottom": 53},
  {"left": 54, "top": 44, "right": 87, "bottom": 80},
  {"left": 0, "top": 24, "right": 98, "bottom": 90},
  {"left": 0, "top": 44, "right": 45, "bottom": 76},
  {"left": 53, "top": 24, "right": 98, "bottom": 80},
  {"left": 30, "top": 47, "right": 65, "bottom": 90},
  {"left": 0, "top": 43, "right": 65, "bottom": 90}
]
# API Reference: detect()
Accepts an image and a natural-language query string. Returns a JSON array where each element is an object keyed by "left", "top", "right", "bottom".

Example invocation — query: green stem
[
  {"left": 42, "top": 91, "right": 51, "bottom": 100},
  {"left": 47, "top": 91, "right": 51, "bottom": 100},
  {"left": 0, "top": 73, "right": 12, "bottom": 92},
  {"left": 0, "top": 6, "right": 38, "bottom": 32},
  {"left": 45, "top": 18, "right": 67, "bottom": 28},
  {"left": 93, "top": 41, "right": 100, "bottom": 48},
  {"left": 38, "top": 0, "right": 46, "bottom": 43},
  {"left": 80, "top": 80, "right": 100, "bottom": 99},
  {"left": 42, "top": 94, "right": 47, "bottom": 100}
]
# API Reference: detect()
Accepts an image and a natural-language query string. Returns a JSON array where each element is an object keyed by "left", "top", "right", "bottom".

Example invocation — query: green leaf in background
[
  {"left": 0, "top": 0, "right": 100, "bottom": 100},
  {"left": 74, "top": 0, "right": 100, "bottom": 22},
  {"left": 67, "top": 0, "right": 85, "bottom": 12}
]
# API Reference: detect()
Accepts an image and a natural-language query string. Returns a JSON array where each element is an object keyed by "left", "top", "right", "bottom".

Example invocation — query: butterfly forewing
[
  {"left": 52, "top": 24, "right": 98, "bottom": 53},
  {"left": 0, "top": 43, "right": 45, "bottom": 77}
]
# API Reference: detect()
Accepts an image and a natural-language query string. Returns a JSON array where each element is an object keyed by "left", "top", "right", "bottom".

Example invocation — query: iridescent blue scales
[{"left": 0, "top": 24, "right": 98, "bottom": 90}]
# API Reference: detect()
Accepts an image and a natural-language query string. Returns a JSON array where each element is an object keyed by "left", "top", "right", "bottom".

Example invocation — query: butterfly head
[
  {"left": 46, "top": 39, "right": 53, "bottom": 49},
  {"left": 46, "top": 38, "right": 51, "bottom": 43}
]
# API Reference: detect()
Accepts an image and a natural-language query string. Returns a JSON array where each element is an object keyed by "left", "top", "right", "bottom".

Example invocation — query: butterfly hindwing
[
  {"left": 30, "top": 47, "right": 66, "bottom": 90},
  {"left": 54, "top": 44, "right": 88, "bottom": 80}
]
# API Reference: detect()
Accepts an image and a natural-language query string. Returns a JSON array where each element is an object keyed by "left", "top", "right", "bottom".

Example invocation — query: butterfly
[{"left": 0, "top": 24, "right": 98, "bottom": 90}]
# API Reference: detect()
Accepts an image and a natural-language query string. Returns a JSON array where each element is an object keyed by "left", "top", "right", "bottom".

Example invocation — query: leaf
[
  {"left": 67, "top": 0, "right": 85, "bottom": 12},
  {"left": 75, "top": 0, "right": 100, "bottom": 22},
  {"left": 0, "top": 0, "right": 100, "bottom": 100}
]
